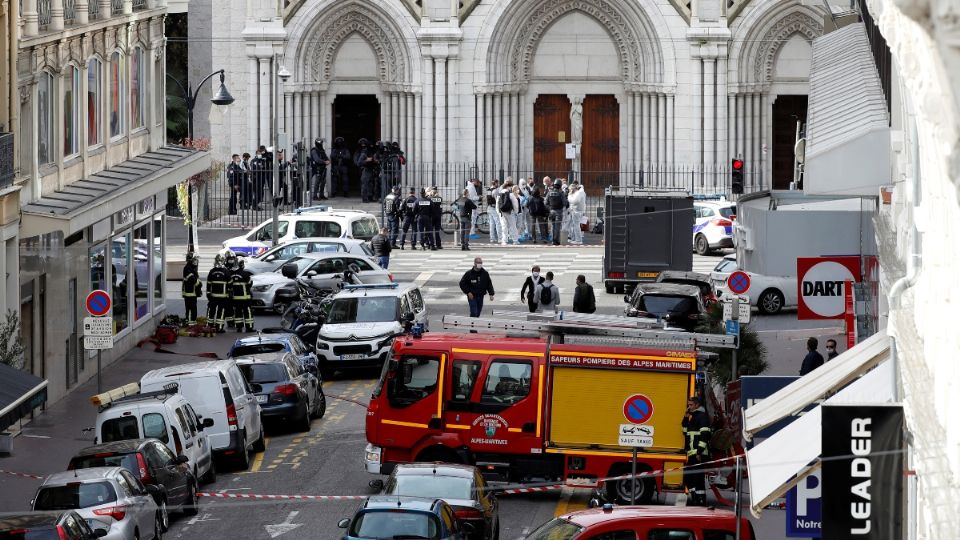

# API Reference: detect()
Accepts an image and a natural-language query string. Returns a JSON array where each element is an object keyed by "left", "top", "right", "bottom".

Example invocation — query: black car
[
  {"left": 67, "top": 438, "right": 199, "bottom": 526},
  {"left": 656, "top": 270, "right": 718, "bottom": 305},
  {"left": 623, "top": 282, "right": 705, "bottom": 331},
  {"left": 0, "top": 511, "right": 106, "bottom": 539},
  {"left": 379, "top": 464, "right": 499, "bottom": 540},
  {"left": 236, "top": 352, "right": 326, "bottom": 432}
]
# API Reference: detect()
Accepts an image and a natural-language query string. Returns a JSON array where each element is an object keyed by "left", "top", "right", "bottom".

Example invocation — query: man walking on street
[
  {"left": 520, "top": 266, "right": 545, "bottom": 313},
  {"left": 682, "top": 396, "right": 711, "bottom": 506},
  {"left": 466, "top": 179, "right": 482, "bottom": 236},
  {"left": 371, "top": 227, "right": 392, "bottom": 269},
  {"left": 799, "top": 337, "right": 825, "bottom": 375},
  {"left": 459, "top": 257, "right": 495, "bottom": 318},
  {"left": 572, "top": 275, "right": 596, "bottom": 313},
  {"left": 384, "top": 185, "right": 401, "bottom": 247},
  {"left": 455, "top": 189, "right": 477, "bottom": 250},
  {"left": 535, "top": 271, "right": 560, "bottom": 312},
  {"left": 825, "top": 339, "right": 840, "bottom": 360}
]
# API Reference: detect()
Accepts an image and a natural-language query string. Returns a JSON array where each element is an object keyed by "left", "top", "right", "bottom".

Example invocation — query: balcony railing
[
  {"left": 88, "top": 0, "right": 99, "bottom": 18},
  {"left": 110, "top": 0, "right": 122, "bottom": 15},
  {"left": 64, "top": 0, "right": 76, "bottom": 24},
  {"left": 0, "top": 133, "right": 15, "bottom": 190},
  {"left": 37, "top": 0, "right": 51, "bottom": 28},
  {"left": 133, "top": 0, "right": 146, "bottom": 10}
]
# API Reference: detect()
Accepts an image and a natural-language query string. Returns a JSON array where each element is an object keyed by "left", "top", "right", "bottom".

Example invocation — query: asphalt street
[{"left": 0, "top": 217, "right": 841, "bottom": 540}]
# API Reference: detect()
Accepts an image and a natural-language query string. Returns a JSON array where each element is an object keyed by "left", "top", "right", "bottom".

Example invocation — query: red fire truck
[{"left": 364, "top": 312, "right": 736, "bottom": 503}]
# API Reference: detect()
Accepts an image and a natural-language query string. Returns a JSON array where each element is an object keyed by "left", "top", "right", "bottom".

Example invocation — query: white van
[
  {"left": 94, "top": 384, "right": 215, "bottom": 483},
  {"left": 222, "top": 208, "right": 380, "bottom": 257},
  {"left": 140, "top": 360, "right": 264, "bottom": 470}
]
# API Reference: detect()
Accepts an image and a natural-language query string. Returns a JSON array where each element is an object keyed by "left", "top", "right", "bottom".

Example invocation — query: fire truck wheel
[
  {"left": 415, "top": 446, "right": 461, "bottom": 465},
  {"left": 606, "top": 466, "right": 655, "bottom": 505}
]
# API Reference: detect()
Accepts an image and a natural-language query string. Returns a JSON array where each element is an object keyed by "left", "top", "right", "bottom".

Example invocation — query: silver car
[
  {"left": 243, "top": 238, "right": 374, "bottom": 275},
  {"left": 250, "top": 252, "right": 392, "bottom": 311},
  {"left": 32, "top": 467, "right": 162, "bottom": 540}
]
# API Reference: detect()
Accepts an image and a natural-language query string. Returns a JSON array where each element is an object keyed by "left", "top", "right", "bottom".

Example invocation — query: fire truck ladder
[{"left": 442, "top": 311, "right": 738, "bottom": 349}]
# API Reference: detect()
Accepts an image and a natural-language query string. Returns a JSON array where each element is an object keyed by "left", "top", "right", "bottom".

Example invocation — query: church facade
[{"left": 193, "top": 0, "right": 824, "bottom": 192}]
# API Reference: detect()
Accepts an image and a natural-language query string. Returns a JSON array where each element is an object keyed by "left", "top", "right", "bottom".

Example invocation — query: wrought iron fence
[
  {"left": 0, "top": 133, "right": 15, "bottom": 189},
  {"left": 132, "top": 0, "right": 146, "bottom": 10},
  {"left": 110, "top": 0, "right": 123, "bottom": 15},
  {"left": 88, "top": 0, "right": 99, "bottom": 19},
  {"left": 37, "top": 0, "right": 51, "bottom": 28},
  {"left": 64, "top": 0, "right": 76, "bottom": 23}
]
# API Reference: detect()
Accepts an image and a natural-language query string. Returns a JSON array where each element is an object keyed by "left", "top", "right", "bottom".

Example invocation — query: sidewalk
[{"left": 0, "top": 332, "right": 240, "bottom": 511}]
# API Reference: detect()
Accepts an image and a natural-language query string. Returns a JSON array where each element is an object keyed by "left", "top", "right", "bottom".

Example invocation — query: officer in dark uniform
[
  {"left": 429, "top": 187, "right": 444, "bottom": 249},
  {"left": 357, "top": 139, "right": 379, "bottom": 203},
  {"left": 399, "top": 187, "right": 419, "bottom": 250},
  {"left": 181, "top": 252, "right": 202, "bottom": 325},
  {"left": 383, "top": 185, "right": 402, "bottom": 248},
  {"left": 681, "top": 396, "right": 712, "bottom": 506},
  {"left": 230, "top": 258, "right": 255, "bottom": 332},
  {"left": 546, "top": 179, "right": 569, "bottom": 245},
  {"left": 416, "top": 188, "right": 435, "bottom": 250},
  {"left": 206, "top": 254, "right": 231, "bottom": 332}
]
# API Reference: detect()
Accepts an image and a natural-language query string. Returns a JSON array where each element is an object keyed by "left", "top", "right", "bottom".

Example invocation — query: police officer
[
  {"left": 399, "top": 187, "right": 419, "bottom": 250},
  {"left": 429, "top": 186, "right": 444, "bottom": 249},
  {"left": 546, "top": 179, "right": 569, "bottom": 245},
  {"left": 357, "top": 139, "right": 379, "bottom": 203},
  {"left": 330, "top": 137, "right": 351, "bottom": 198},
  {"left": 182, "top": 252, "right": 202, "bottom": 325},
  {"left": 682, "top": 396, "right": 712, "bottom": 506},
  {"left": 416, "top": 188, "right": 435, "bottom": 250},
  {"left": 383, "top": 185, "right": 402, "bottom": 248},
  {"left": 230, "top": 258, "right": 255, "bottom": 332},
  {"left": 206, "top": 253, "right": 231, "bottom": 332},
  {"left": 454, "top": 189, "right": 478, "bottom": 251},
  {"left": 309, "top": 138, "right": 330, "bottom": 201}
]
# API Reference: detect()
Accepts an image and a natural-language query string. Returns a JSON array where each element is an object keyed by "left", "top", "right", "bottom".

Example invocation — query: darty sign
[{"left": 796, "top": 256, "right": 863, "bottom": 320}]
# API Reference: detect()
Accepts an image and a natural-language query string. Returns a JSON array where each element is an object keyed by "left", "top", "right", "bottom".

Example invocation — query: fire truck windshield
[{"left": 387, "top": 356, "right": 440, "bottom": 407}]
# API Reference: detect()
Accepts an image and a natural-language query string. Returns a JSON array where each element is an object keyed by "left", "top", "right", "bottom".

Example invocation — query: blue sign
[
  {"left": 739, "top": 376, "right": 805, "bottom": 445},
  {"left": 786, "top": 470, "right": 822, "bottom": 537},
  {"left": 725, "top": 319, "right": 740, "bottom": 336}
]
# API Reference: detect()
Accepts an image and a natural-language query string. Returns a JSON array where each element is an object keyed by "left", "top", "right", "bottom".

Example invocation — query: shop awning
[
  {"left": 743, "top": 331, "right": 890, "bottom": 438},
  {"left": 747, "top": 358, "right": 895, "bottom": 514},
  {"left": 0, "top": 363, "right": 48, "bottom": 432},
  {"left": 21, "top": 146, "right": 210, "bottom": 238}
]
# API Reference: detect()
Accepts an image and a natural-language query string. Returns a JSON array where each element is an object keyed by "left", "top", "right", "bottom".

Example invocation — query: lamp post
[
  {"left": 271, "top": 57, "right": 292, "bottom": 246},
  {"left": 166, "top": 70, "right": 235, "bottom": 254}
]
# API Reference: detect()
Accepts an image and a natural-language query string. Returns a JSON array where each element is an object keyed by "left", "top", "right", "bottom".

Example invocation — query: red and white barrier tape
[
  {"left": 198, "top": 492, "right": 365, "bottom": 501},
  {"left": 500, "top": 485, "right": 562, "bottom": 495},
  {"left": 0, "top": 468, "right": 45, "bottom": 480}
]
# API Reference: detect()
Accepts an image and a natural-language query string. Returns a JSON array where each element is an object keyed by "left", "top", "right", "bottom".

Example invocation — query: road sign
[
  {"left": 83, "top": 317, "right": 112, "bottom": 337},
  {"left": 722, "top": 296, "right": 751, "bottom": 323},
  {"left": 725, "top": 319, "right": 740, "bottom": 337},
  {"left": 786, "top": 470, "right": 822, "bottom": 537},
  {"left": 796, "top": 256, "right": 862, "bottom": 319},
  {"left": 85, "top": 290, "right": 112, "bottom": 317},
  {"left": 727, "top": 271, "right": 751, "bottom": 295},
  {"left": 618, "top": 424, "right": 654, "bottom": 447},
  {"left": 622, "top": 394, "right": 654, "bottom": 424},
  {"left": 83, "top": 336, "right": 114, "bottom": 350}
]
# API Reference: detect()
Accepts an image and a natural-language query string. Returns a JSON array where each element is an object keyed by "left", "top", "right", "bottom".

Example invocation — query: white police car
[
  {"left": 222, "top": 206, "right": 379, "bottom": 257},
  {"left": 693, "top": 199, "right": 736, "bottom": 255}
]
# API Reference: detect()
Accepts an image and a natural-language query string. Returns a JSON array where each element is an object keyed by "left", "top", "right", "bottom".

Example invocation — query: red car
[{"left": 525, "top": 505, "right": 756, "bottom": 540}]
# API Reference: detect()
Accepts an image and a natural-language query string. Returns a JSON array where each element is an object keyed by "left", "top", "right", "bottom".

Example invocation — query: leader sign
[{"left": 797, "top": 256, "right": 862, "bottom": 320}]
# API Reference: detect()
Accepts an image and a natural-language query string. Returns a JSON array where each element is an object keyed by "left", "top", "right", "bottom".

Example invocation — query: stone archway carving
[{"left": 753, "top": 11, "right": 822, "bottom": 84}]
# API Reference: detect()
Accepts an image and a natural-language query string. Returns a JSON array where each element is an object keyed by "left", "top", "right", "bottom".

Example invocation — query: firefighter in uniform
[
  {"left": 681, "top": 395, "right": 712, "bottom": 506},
  {"left": 429, "top": 187, "right": 444, "bottom": 249},
  {"left": 399, "top": 187, "right": 419, "bottom": 250},
  {"left": 206, "top": 254, "right": 231, "bottom": 332},
  {"left": 416, "top": 189, "right": 435, "bottom": 250},
  {"left": 230, "top": 258, "right": 255, "bottom": 332},
  {"left": 181, "top": 252, "right": 202, "bottom": 325},
  {"left": 383, "top": 185, "right": 402, "bottom": 248}
]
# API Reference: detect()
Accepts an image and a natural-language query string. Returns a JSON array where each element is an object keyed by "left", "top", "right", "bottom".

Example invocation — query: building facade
[
  {"left": 16, "top": 0, "right": 209, "bottom": 403},
  {"left": 194, "top": 0, "right": 830, "bottom": 194},
  {"left": 0, "top": 0, "right": 23, "bottom": 322}
]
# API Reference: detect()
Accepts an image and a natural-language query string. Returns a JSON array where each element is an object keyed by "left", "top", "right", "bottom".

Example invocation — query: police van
[{"left": 222, "top": 207, "right": 380, "bottom": 257}]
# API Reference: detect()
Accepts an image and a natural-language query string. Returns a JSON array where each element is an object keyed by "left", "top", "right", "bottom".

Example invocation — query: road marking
[
  {"left": 250, "top": 436, "right": 268, "bottom": 473},
  {"left": 553, "top": 487, "right": 574, "bottom": 517},
  {"left": 414, "top": 271, "right": 434, "bottom": 286},
  {"left": 265, "top": 510, "right": 303, "bottom": 538}
]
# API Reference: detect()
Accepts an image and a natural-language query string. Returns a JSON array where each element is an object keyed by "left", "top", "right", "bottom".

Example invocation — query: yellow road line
[
  {"left": 553, "top": 487, "right": 573, "bottom": 517},
  {"left": 249, "top": 437, "right": 268, "bottom": 472},
  {"left": 554, "top": 487, "right": 588, "bottom": 517}
]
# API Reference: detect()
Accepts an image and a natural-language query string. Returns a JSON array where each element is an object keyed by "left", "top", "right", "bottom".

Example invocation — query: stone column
[
  {"left": 258, "top": 57, "right": 271, "bottom": 146},
  {"left": 434, "top": 58, "right": 447, "bottom": 164},
  {"left": 293, "top": 93, "right": 301, "bottom": 145},
  {"left": 310, "top": 91, "right": 320, "bottom": 140},
  {"left": 704, "top": 57, "right": 716, "bottom": 170},
  {"left": 414, "top": 92, "right": 423, "bottom": 166},
  {"left": 22, "top": 0, "right": 38, "bottom": 36},
  {"left": 405, "top": 93, "right": 414, "bottom": 164},
  {"left": 717, "top": 56, "right": 729, "bottom": 167},
  {"left": 632, "top": 93, "right": 641, "bottom": 171},
  {"left": 476, "top": 93, "right": 486, "bottom": 172},
  {"left": 399, "top": 92, "right": 407, "bottom": 148},
  {"left": 423, "top": 59, "right": 434, "bottom": 164},
  {"left": 50, "top": 0, "right": 64, "bottom": 31},
  {"left": 761, "top": 92, "right": 769, "bottom": 190},
  {"left": 666, "top": 94, "right": 675, "bottom": 168},
  {"left": 569, "top": 94, "right": 583, "bottom": 182},
  {"left": 247, "top": 57, "right": 258, "bottom": 151},
  {"left": 284, "top": 91, "right": 293, "bottom": 148},
  {"left": 123, "top": 0, "right": 132, "bottom": 15},
  {"left": 76, "top": 0, "right": 89, "bottom": 24},
  {"left": 658, "top": 93, "right": 666, "bottom": 166}
]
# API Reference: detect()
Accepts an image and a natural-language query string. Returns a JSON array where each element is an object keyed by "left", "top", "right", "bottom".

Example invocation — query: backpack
[
  {"left": 539, "top": 284, "right": 553, "bottom": 305},
  {"left": 547, "top": 190, "right": 564, "bottom": 210},
  {"left": 498, "top": 193, "right": 513, "bottom": 213}
]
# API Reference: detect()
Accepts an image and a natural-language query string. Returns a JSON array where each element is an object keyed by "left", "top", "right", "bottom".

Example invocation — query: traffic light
[{"left": 731, "top": 158, "right": 744, "bottom": 195}]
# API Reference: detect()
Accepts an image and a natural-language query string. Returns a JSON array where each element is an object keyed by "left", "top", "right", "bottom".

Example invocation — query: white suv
[
  {"left": 222, "top": 208, "right": 380, "bottom": 257},
  {"left": 315, "top": 283, "right": 428, "bottom": 372}
]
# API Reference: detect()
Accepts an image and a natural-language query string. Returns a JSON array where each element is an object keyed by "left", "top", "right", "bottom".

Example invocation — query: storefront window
[
  {"left": 133, "top": 223, "right": 150, "bottom": 321},
  {"left": 90, "top": 243, "right": 107, "bottom": 293},
  {"left": 153, "top": 216, "right": 163, "bottom": 307},
  {"left": 112, "top": 233, "right": 130, "bottom": 334}
]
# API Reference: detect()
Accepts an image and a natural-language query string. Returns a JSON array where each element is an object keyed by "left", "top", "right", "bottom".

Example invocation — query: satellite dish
[{"left": 794, "top": 138, "right": 807, "bottom": 164}]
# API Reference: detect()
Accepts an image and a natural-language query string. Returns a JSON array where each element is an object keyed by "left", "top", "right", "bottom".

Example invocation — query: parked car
[
  {"left": 623, "top": 283, "right": 705, "bottom": 331},
  {"left": 0, "top": 511, "right": 107, "bottom": 539},
  {"left": 228, "top": 333, "right": 318, "bottom": 375},
  {"left": 316, "top": 283, "right": 427, "bottom": 371},
  {"left": 222, "top": 209, "right": 379, "bottom": 257},
  {"left": 243, "top": 238, "right": 373, "bottom": 275},
  {"left": 709, "top": 255, "right": 738, "bottom": 295},
  {"left": 380, "top": 464, "right": 499, "bottom": 540},
  {"left": 525, "top": 505, "right": 755, "bottom": 540},
  {"left": 338, "top": 496, "right": 471, "bottom": 540},
  {"left": 656, "top": 270, "right": 717, "bottom": 305},
  {"left": 139, "top": 360, "right": 264, "bottom": 470},
  {"left": 31, "top": 468, "right": 162, "bottom": 540},
  {"left": 234, "top": 352, "right": 325, "bottom": 432},
  {"left": 693, "top": 199, "right": 736, "bottom": 255},
  {"left": 250, "top": 253, "right": 391, "bottom": 312},
  {"left": 67, "top": 438, "right": 200, "bottom": 527},
  {"left": 93, "top": 385, "right": 214, "bottom": 484},
  {"left": 716, "top": 270, "right": 797, "bottom": 315}
]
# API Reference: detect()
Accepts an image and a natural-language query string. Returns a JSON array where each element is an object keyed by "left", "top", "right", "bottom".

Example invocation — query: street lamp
[
  {"left": 271, "top": 59, "right": 292, "bottom": 246},
  {"left": 166, "top": 70, "right": 235, "bottom": 253}
]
